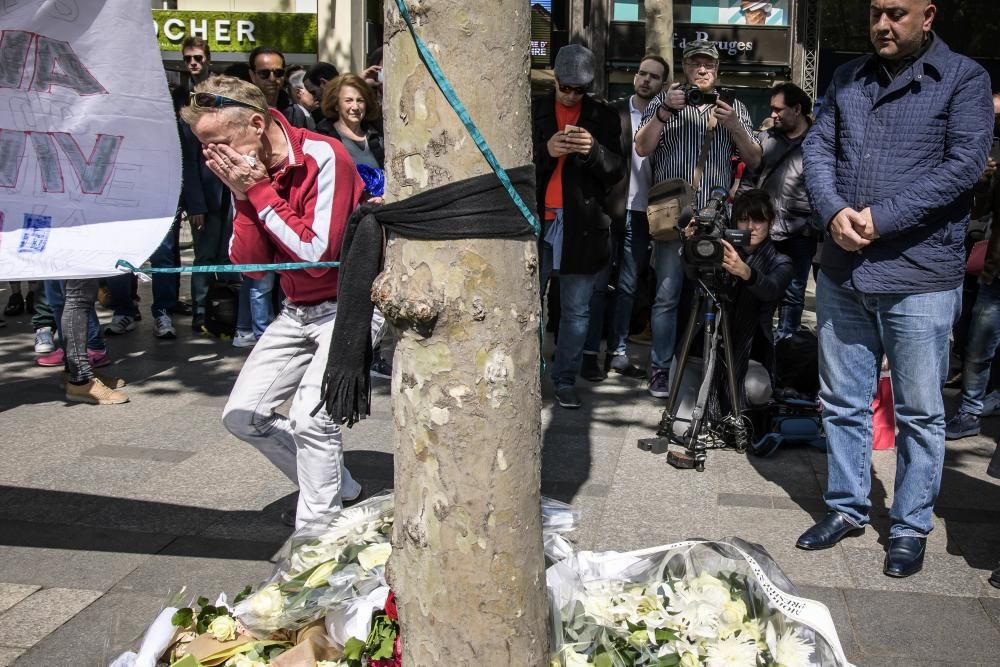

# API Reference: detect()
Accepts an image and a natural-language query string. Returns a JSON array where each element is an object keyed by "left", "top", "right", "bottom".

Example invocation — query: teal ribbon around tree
[{"left": 391, "top": 0, "right": 539, "bottom": 236}]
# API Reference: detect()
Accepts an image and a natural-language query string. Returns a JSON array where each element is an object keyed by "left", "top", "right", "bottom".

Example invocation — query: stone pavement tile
[
  {"left": 0, "top": 485, "right": 103, "bottom": 526},
  {"left": 11, "top": 591, "right": 166, "bottom": 667},
  {"left": 0, "top": 521, "right": 172, "bottom": 590},
  {"left": 981, "top": 596, "right": 1000, "bottom": 627},
  {"left": 72, "top": 497, "right": 225, "bottom": 536},
  {"left": 112, "top": 537, "right": 282, "bottom": 597},
  {"left": 721, "top": 453, "right": 824, "bottom": 498},
  {"left": 760, "top": 544, "right": 856, "bottom": 589},
  {"left": 794, "top": 586, "right": 861, "bottom": 659},
  {"left": 0, "top": 585, "right": 38, "bottom": 615},
  {"left": 22, "top": 456, "right": 158, "bottom": 500},
  {"left": 842, "top": 546, "right": 986, "bottom": 597},
  {"left": 0, "top": 587, "right": 102, "bottom": 649},
  {"left": 590, "top": 486, "right": 721, "bottom": 552},
  {"left": 843, "top": 588, "right": 1000, "bottom": 664},
  {"left": 0, "top": 648, "right": 23, "bottom": 667},
  {"left": 542, "top": 434, "right": 623, "bottom": 487},
  {"left": 557, "top": 493, "right": 609, "bottom": 553},
  {"left": 198, "top": 509, "right": 295, "bottom": 544}
]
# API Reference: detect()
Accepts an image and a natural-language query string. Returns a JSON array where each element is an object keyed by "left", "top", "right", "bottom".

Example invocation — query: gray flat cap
[
  {"left": 553, "top": 44, "right": 595, "bottom": 87},
  {"left": 683, "top": 39, "right": 720, "bottom": 61}
]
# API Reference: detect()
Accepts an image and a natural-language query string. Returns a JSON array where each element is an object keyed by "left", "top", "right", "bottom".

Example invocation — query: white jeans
[{"left": 223, "top": 299, "right": 372, "bottom": 528}]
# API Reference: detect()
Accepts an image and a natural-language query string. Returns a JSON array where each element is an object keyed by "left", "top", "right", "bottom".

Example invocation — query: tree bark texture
[
  {"left": 644, "top": 0, "right": 675, "bottom": 81},
  {"left": 380, "top": 1, "right": 547, "bottom": 664}
]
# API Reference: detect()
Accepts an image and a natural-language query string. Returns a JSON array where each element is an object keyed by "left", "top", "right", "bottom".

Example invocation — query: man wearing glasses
[
  {"left": 180, "top": 76, "right": 366, "bottom": 529},
  {"left": 248, "top": 46, "right": 290, "bottom": 111},
  {"left": 532, "top": 44, "right": 625, "bottom": 409},
  {"left": 634, "top": 40, "right": 761, "bottom": 401}
]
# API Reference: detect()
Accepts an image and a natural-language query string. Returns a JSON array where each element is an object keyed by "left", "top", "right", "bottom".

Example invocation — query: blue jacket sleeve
[
  {"left": 803, "top": 79, "right": 851, "bottom": 227},
  {"left": 869, "top": 65, "right": 994, "bottom": 238}
]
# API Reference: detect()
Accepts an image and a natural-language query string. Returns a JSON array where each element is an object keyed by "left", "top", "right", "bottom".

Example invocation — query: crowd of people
[
  {"left": 533, "top": 0, "right": 1000, "bottom": 583},
  {"left": 3, "top": 0, "right": 999, "bottom": 577}
]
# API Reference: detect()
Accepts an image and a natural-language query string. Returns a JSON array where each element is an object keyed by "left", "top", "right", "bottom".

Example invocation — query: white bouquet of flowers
[
  {"left": 234, "top": 494, "right": 394, "bottom": 635},
  {"left": 547, "top": 538, "right": 854, "bottom": 667}
]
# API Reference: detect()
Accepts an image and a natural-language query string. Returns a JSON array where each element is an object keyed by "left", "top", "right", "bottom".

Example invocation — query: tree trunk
[
  {"left": 644, "top": 0, "right": 675, "bottom": 81},
  {"left": 379, "top": 1, "right": 547, "bottom": 664}
]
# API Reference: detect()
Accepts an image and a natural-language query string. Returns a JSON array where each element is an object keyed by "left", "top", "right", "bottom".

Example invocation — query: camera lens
[{"left": 694, "top": 239, "right": 717, "bottom": 259}]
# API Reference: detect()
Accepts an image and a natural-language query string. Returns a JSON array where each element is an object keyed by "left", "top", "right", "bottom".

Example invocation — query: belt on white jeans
[{"left": 282, "top": 298, "right": 337, "bottom": 323}]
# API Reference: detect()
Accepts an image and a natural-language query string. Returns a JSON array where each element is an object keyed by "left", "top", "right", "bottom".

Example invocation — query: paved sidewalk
[{"left": 2, "top": 282, "right": 1000, "bottom": 666}]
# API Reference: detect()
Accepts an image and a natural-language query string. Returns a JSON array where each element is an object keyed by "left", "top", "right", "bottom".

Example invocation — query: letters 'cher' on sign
[{"left": 0, "top": 0, "right": 181, "bottom": 280}]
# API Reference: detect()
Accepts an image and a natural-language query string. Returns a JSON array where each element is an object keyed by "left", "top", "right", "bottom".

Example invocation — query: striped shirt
[{"left": 639, "top": 94, "right": 758, "bottom": 210}]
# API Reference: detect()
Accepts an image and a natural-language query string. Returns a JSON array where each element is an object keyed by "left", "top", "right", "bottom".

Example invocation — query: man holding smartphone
[{"left": 532, "top": 44, "right": 625, "bottom": 409}]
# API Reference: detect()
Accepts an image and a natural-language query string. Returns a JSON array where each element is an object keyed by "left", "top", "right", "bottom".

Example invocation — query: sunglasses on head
[
  {"left": 183, "top": 54, "right": 204, "bottom": 63},
  {"left": 255, "top": 68, "right": 285, "bottom": 79},
  {"left": 558, "top": 83, "right": 588, "bottom": 95},
  {"left": 189, "top": 92, "right": 266, "bottom": 114}
]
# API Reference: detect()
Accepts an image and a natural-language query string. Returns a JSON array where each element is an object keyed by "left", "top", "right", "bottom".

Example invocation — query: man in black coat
[{"left": 533, "top": 44, "right": 625, "bottom": 409}]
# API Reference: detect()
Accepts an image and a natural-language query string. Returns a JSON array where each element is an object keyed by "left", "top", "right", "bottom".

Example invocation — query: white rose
[
  {"left": 357, "top": 542, "right": 392, "bottom": 571},
  {"left": 247, "top": 584, "right": 284, "bottom": 619},
  {"left": 207, "top": 614, "right": 237, "bottom": 642}
]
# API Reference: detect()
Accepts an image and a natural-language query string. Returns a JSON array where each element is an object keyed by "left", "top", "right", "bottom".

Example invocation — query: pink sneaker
[
  {"left": 36, "top": 348, "right": 64, "bottom": 367},
  {"left": 36, "top": 348, "right": 112, "bottom": 368}
]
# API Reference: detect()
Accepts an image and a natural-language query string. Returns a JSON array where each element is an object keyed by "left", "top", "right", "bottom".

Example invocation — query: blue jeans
[
  {"left": 44, "top": 280, "right": 104, "bottom": 352},
  {"left": 650, "top": 238, "right": 685, "bottom": 371},
  {"left": 552, "top": 267, "right": 609, "bottom": 388},
  {"left": 774, "top": 234, "right": 818, "bottom": 341},
  {"left": 149, "top": 226, "right": 178, "bottom": 317},
  {"left": 237, "top": 272, "right": 276, "bottom": 337},
  {"left": 584, "top": 210, "right": 651, "bottom": 356},
  {"left": 191, "top": 210, "right": 234, "bottom": 317},
  {"left": 106, "top": 273, "right": 138, "bottom": 318},
  {"left": 817, "top": 271, "right": 960, "bottom": 538},
  {"left": 959, "top": 279, "right": 1000, "bottom": 415}
]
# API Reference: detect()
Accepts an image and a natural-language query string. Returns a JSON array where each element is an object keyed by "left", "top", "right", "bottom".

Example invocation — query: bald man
[{"left": 799, "top": 0, "right": 994, "bottom": 578}]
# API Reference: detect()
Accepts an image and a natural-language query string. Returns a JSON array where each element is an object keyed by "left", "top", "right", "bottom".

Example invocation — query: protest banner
[{"left": 0, "top": 0, "right": 181, "bottom": 280}]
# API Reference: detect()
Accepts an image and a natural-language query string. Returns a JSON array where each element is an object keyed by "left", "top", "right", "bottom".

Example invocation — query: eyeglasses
[
  {"left": 255, "top": 68, "right": 285, "bottom": 80},
  {"left": 189, "top": 92, "right": 266, "bottom": 114},
  {"left": 684, "top": 59, "right": 719, "bottom": 71},
  {"left": 558, "top": 84, "right": 588, "bottom": 95},
  {"left": 183, "top": 54, "right": 205, "bottom": 63}
]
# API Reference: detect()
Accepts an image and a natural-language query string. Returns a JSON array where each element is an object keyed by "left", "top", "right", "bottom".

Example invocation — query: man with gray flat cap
[
  {"left": 634, "top": 40, "right": 761, "bottom": 400},
  {"left": 533, "top": 44, "right": 625, "bottom": 409}
]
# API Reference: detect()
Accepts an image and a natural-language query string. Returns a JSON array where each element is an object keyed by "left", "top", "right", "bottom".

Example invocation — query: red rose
[{"left": 385, "top": 591, "right": 398, "bottom": 621}]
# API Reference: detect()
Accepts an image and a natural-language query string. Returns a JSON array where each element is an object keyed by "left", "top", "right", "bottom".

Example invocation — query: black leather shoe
[
  {"left": 989, "top": 565, "right": 1000, "bottom": 589},
  {"left": 884, "top": 536, "right": 926, "bottom": 578},
  {"left": 580, "top": 355, "right": 607, "bottom": 382},
  {"left": 796, "top": 512, "right": 864, "bottom": 550}
]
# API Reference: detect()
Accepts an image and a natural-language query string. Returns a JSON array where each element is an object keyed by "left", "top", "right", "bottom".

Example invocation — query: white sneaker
[
  {"left": 982, "top": 390, "right": 1000, "bottom": 417},
  {"left": 34, "top": 327, "right": 55, "bottom": 354},
  {"left": 153, "top": 314, "right": 176, "bottom": 339},
  {"left": 104, "top": 314, "right": 137, "bottom": 335},
  {"left": 232, "top": 331, "right": 258, "bottom": 348}
]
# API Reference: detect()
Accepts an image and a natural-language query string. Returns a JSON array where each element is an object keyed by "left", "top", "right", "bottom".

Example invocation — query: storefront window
[{"left": 613, "top": 0, "right": 642, "bottom": 22}]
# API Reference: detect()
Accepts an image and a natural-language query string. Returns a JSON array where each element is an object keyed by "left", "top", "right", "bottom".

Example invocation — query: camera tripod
[{"left": 638, "top": 275, "right": 750, "bottom": 472}]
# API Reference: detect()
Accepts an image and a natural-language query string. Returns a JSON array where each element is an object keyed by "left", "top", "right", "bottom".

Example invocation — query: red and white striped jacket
[{"left": 230, "top": 110, "right": 364, "bottom": 305}]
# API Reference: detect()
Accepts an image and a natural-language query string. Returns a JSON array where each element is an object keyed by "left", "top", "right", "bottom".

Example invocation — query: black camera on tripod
[
  {"left": 682, "top": 188, "right": 751, "bottom": 272},
  {"left": 681, "top": 84, "right": 734, "bottom": 107}
]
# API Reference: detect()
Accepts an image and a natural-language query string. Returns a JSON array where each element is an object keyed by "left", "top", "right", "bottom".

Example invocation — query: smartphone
[{"left": 563, "top": 124, "right": 584, "bottom": 134}]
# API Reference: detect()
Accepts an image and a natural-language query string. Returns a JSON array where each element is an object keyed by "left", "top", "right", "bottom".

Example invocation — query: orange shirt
[{"left": 543, "top": 101, "right": 582, "bottom": 220}]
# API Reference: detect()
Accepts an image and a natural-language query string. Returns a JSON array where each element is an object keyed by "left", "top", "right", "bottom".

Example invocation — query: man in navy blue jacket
[{"left": 797, "top": 0, "right": 994, "bottom": 578}]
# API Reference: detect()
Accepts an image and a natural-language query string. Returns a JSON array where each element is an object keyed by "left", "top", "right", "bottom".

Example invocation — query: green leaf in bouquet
[
  {"left": 652, "top": 629, "right": 678, "bottom": 643},
  {"left": 651, "top": 654, "right": 680, "bottom": 667},
  {"left": 168, "top": 654, "right": 203, "bottom": 667},
  {"left": 233, "top": 584, "right": 253, "bottom": 604},
  {"left": 171, "top": 607, "right": 194, "bottom": 628},
  {"left": 196, "top": 596, "right": 209, "bottom": 608},
  {"left": 343, "top": 637, "right": 366, "bottom": 661}
]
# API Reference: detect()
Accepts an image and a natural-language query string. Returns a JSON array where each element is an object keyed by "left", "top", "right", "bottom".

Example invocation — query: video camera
[
  {"left": 681, "top": 84, "right": 734, "bottom": 107},
  {"left": 681, "top": 187, "right": 751, "bottom": 271}
]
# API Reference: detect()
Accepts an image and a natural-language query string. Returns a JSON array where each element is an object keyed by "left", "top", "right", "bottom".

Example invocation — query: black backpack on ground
[
  {"left": 774, "top": 328, "right": 820, "bottom": 396},
  {"left": 203, "top": 280, "right": 239, "bottom": 339}
]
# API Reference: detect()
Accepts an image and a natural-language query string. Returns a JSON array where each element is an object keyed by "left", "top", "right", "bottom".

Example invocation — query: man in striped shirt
[{"left": 634, "top": 40, "right": 761, "bottom": 399}]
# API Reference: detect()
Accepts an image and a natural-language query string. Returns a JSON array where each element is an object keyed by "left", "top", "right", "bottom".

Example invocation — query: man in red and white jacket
[{"left": 181, "top": 75, "right": 367, "bottom": 528}]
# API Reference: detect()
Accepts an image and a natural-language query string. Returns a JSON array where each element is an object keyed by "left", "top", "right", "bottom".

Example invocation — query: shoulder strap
[{"left": 692, "top": 112, "right": 718, "bottom": 193}]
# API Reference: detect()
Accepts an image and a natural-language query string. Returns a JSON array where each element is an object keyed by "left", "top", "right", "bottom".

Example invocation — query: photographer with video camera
[
  {"left": 682, "top": 189, "right": 793, "bottom": 407},
  {"left": 635, "top": 40, "right": 761, "bottom": 400}
]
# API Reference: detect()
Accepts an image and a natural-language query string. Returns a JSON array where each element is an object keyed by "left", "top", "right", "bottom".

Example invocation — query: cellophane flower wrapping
[
  {"left": 547, "top": 537, "right": 853, "bottom": 667},
  {"left": 234, "top": 494, "right": 395, "bottom": 636}
]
